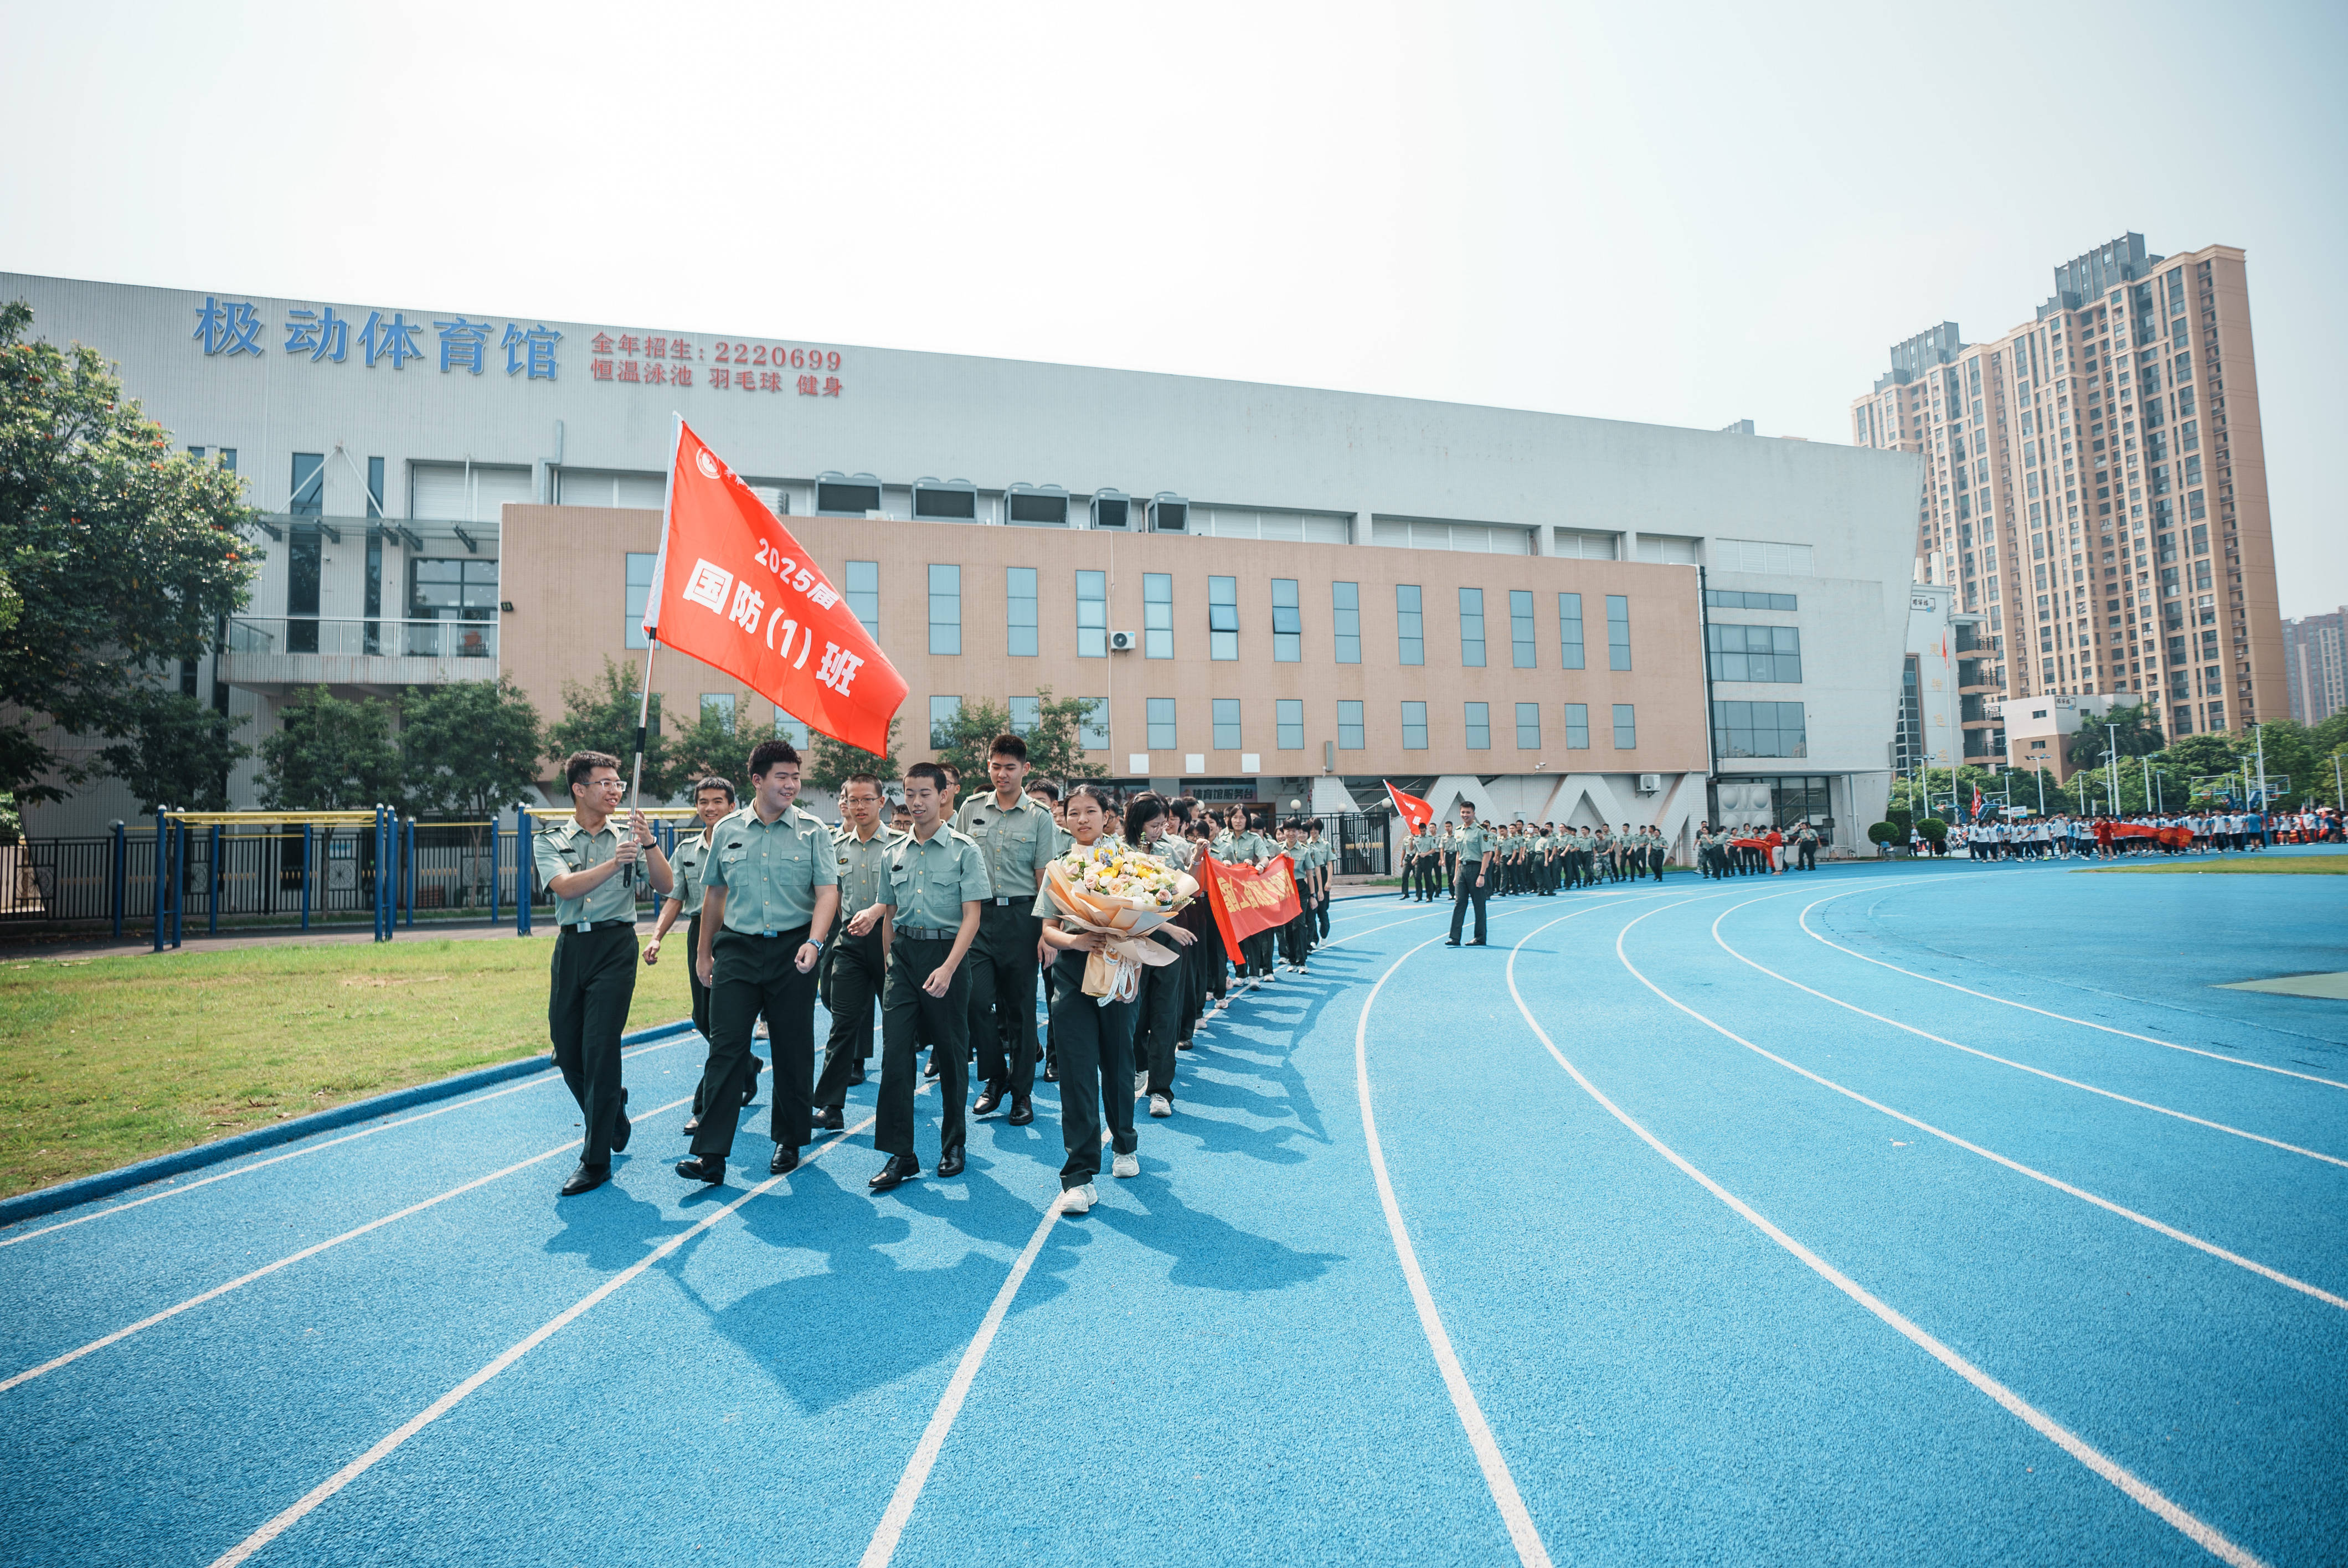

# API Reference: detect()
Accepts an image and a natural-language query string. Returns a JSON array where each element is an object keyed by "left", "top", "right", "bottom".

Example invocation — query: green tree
[
  {"left": 929, "top": 696, "right": 1014, "bottom": 787},
  {"left": 545, "top": 657, "right": 678, "bottom": 801},
  {"left": 0, "top": 300, "right": 255, "bottom": 802},
  {"left": 1016, "top": 689, "right": 1110, "bottom": 783},
  {"left": 806, "top": 715, "right": 903, "bottom": 795},
  {"left": 2067, "top": 702, "right": 2164, "bottom": 768},
  {"left": 667, "top": 700, "right": 770, "bottom": 790},
  {"left": 96, "top": 688, "right": 250, "bottom": 811},
  {"left": 258, "top": 689, "right": 401, "bottom": 810},
  {"left": 2158, "top": 730, "right": 2241, "bottom": 789},
  {"left": 401, "top": 678, "right": 543, "bottom": 817}
]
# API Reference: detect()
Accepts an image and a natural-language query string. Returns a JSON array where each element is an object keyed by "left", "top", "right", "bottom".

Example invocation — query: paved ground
[{"left": 3, "top": 850, "right": 2342, "bottom": 1567}]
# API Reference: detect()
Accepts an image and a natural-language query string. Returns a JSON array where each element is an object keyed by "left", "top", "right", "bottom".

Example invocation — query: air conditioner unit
[
  {"left": 1637, "top": 773, "right": 1662, "bottom": 793},
  {"left": 1108, "top": 630, "right": 1137, "bottom": 652}
]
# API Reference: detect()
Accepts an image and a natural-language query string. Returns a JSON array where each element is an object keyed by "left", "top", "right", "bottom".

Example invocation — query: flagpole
[{"left": 623, "top": 636, "right": 657, "bottom": 888}]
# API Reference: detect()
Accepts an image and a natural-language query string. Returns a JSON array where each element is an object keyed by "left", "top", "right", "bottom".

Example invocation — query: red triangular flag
[
  {"left": 642, "top": 417, "right": 907, "bottom": 754},
  {"left": 1384, "top": 781, "right": 1433, "bottom": 832}
]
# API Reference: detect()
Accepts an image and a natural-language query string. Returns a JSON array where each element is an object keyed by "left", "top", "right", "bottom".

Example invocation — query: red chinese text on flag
[
  {"left": 1384, "top": 781, "right": 1433, "bottom": 833},
  {"left": 1199, "top": 854, "right": 1302, "bottom": 954},
  {"left": 642, "top": 419, "right": 907, "bottom": 755}
]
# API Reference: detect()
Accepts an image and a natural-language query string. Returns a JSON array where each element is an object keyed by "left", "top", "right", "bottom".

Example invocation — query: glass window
[
  {"left": 1459, "top": 587, "right": 1486, "bottom": 667},
  {"left": 1076, "top": 569, "right": 1107, "bottom": 658},
  {"left": 365, "top": 456, "right": 384, "bottom": 519},
  {"left": 928, "top": 564, "right": 961, "bottom": 655},
  {"left": 1510, "top": 589, "right": 1536, "bottom": 669},
  {"left": 1613, "top": 704, "right": 1637, "bottom": 749},
  {"left": 1564, "top": 703, "right": 1589, "bottom": 749},
  {"left": 290, "top": 452, "right": 323, "bottom": 516},
  {"left": 1606, "top": 594, "right": 1631, "bottom": 670},
  {"left": 1703, "top": 589, "right": 1799, "bottom": 611},
  {"left": 1213, "top": 698, "right": 1242, "bottom": 749},
  {"left": 1337, "top": 700, "right": 1364, "bottom": 750},
  {"left": 1515, "top": 702, "right": 1541, "bottom": 749},
  {"left": 774, "top": 713, "right": 810, "bottom": 750},
  {"left": 1078, "top": 698, "right": 1110, "bottom": 751},
  {"left": 1208, "top": 575, "right": 1238, "bottom": 660},
  {"left": 1332, "top": 582, "right": 1361, "bottom": 663},
  {"left": 701, "top": 693, "right": 736, "bottom": 724},
  {"left": 1464, "top": 702, "right": 1490, "bottom": 750},
  {"left": 1277, "top": 698, "right": 1304, "bottom": 750},
  {"left": 1397, "top": 584, "right": 1423, "bottom": 665},
  {"left": 929, "top": 694, "right": 961, "bottom": 749},
  {"left": 410, "top": 556, "right": 496, "bottom": 620},
  {"left": 1710, "top": 700, "right": 1808, "bottom": 757},
  {"left": 1705, "top": 624, "right": 1803, "bottom": 682},
  {"left": 1144, "top": 572, "right": 1173, "bottom": 658},
  {"left": 626, "top": 552, "right": 656, "bottom": 649},
  {"left": 1559, "top": 592, "right": 1584, "bottom": 670},
  {"left": 1400, "top": 700, "right": 1427, "bottom": 750},
  {"left": 845, "top": 560, "right": 879, "bottom": 639},
  {"left": 1006, "top": 567, "right": 1038, "bottom": 657},
  {"left": 1147, "top": 697, "right": 1177, "bottom": 750},
  {"left": 1009, "top": 694, "right": 1039, "bottom": 734},
  {"left": 1270, "top": 579, "right": 1301, "bottom": 662}
]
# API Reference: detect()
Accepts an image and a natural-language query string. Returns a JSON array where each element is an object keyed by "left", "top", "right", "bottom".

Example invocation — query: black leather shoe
[
  {"left": 847, "top": 1064, "right": 867, "bottom": 1086},
  {"left": 923, "top": 1057, "right": 940, "bottom": 1080},
  {"left": 558, "top": 1162, "right": 608, "bottom": 1197},
  {"left": 1041, "top": 1064, "right": 1058, "bottom": 1083},
  {"left": 974, "top": 1084, "right": 1005, "bottom": 1117},
  {"left": 868, "top": 1154, "right": 920, "bottom": 1192},
  {"left": 682, "top": 1115, "right": 701, "bottom": 1134},
  {"left": 1467, "top": 940, "right": 1488, "bottom": 947},
  {"left": 611, "top": 1089, "right": 632, "bottom": 1153},
  {"left": 816, "top": 1105, "right": 844, "bottom": 1131},
  {"left": 676, "top": 1154, "right": 724, "bottom": 1184},
  {"left": 1444, "top": 939, "right": 1461, "bottom": 947},
  {"left": 741, "top": 1058, "right": 765, "bottom": 1107},
  {"left": 936, "top": 1146, "right": 966, "bottom": 1178},
  {"left": 1007, "top": 1098, "right": 1034, "bottom": 1127},
  {"left": 770, "top": 1145, "right": 800, "bottom": 1176}
]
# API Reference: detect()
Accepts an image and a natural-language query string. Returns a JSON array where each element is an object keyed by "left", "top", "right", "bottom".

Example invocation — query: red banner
[
  {"left": 642, "top": 418, "right": 906, "bottom": 754},
  {"left": 1200, "top": 854, "right": 1302, "bottom": 952},
  {"left": 1384, "top": 781, "right": 1433, "bottom": 832}
]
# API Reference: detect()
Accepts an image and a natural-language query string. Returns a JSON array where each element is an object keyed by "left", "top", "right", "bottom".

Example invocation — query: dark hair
[
  {"left": 1066, "top": 783, "right": 1116, "bottom": 816},
  {"left": 1124, "top": 791, "right": 1169, "bottom": 846},
  {"left": 989, "top": 733, "right": 1028, "bottom": 763},
  {"left": 1170, "top": 795, "right": 1199, "bottom": 824},
  {"left": 692, "top": 775, "right": 737, "bottom": 804},
  {"left": 747, "top": 739, "right": 800, "bottom": 778},
  {"left": 1026, "top": 778, "right": 1062, "bottom": 801},
  {"left": 841, "top": 772, "right": 882, "bottom": 796},
  {"left": 905, "top": 761, "right": 949, "bottom": 792},
  {"left": 565, "top": 751, "right": 620, "bottom": 793}
]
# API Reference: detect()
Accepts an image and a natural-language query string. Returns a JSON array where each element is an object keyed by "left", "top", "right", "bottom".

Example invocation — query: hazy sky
[{"left": 4, "top": 0, "right": 2341, "bottom": 613}]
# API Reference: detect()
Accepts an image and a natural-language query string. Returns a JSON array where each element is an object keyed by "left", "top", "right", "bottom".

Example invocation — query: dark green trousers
[
  {"left": 548, "top": 924, "right": 636, "bottom": 1168},
  {"left": 877, "top": 935, "right": 970, "bottom": 1161},
  {"left": 692, "top": 926, "right": 815, "bottom": 1159}
]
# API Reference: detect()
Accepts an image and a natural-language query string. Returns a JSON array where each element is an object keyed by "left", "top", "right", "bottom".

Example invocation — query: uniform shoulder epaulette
[{"left": 542, "top": 816, "right": 578, "bottom": 844}]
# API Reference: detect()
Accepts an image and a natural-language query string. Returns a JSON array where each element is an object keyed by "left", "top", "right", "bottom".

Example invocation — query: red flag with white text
[
  {"left": 1384, "top": 781, "right": 1433, "bottom": 832},
  {"left": 642, "top": 418, "right": 906, "bottom": 754},
  {"left": 1199, "top": 854, "right": 1302, "bottom": 953}
]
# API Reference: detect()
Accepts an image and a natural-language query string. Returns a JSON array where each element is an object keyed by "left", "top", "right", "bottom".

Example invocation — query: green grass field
[
  {"left": 2077, "top": 855, "right": 2348, "bottom": 875},
  {"left": 0, "top": 936, "right": 693, "bottom": 1201}
]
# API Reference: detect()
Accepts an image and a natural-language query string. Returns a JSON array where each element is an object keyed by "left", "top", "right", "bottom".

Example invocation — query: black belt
[
  {"left": 725, "top": 925, "right": 812, "bottom": 940},
  {"left": 898, "top": 926, "right": 959, "bottom": 941},
  {"left": 562, "top": 918, "right": 636, "bottom": 933}
]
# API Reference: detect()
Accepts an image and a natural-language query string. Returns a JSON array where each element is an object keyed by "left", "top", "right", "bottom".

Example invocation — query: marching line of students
[{"left": 538, "top": 731, "right": 1338, "bottom": 1216}]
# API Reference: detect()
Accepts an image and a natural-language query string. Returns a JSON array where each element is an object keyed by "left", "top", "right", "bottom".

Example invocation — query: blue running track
[{"left": 3, "top": 853, "right": 2343, "bottom": 1566}]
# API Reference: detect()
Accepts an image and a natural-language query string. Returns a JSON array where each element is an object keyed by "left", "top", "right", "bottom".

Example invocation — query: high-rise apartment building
[
  {"left": 1850, "top": 235, "right": 2284, "bottom": 764},
  {"left": 2282, "top": 608, "right": 2346, "bottom": 725}
]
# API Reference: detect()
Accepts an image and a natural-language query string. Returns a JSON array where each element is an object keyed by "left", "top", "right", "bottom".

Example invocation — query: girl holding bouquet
[
  {"left": 1034, "top": 784, "right": 1145, "bottom": 1213},
  {"left": 1216, "top": 804, "right": 1279, "bottom": 987},
  {"left": 1125, "top": 793, "right": 1199, "bottom": 1119}
]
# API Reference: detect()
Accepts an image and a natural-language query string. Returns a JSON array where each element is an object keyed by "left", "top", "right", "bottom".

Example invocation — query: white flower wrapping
[{"left": 1042, "top": 842, "right": 1199, "bottom": 1004}]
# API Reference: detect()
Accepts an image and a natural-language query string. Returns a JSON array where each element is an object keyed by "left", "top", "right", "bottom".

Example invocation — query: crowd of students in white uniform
[{"left": 1932, "top": 806, "right": 2342, "bottom": 859}]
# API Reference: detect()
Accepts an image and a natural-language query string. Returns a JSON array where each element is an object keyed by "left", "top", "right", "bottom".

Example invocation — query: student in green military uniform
[
  {"left": 1308, "top": 821, "right": 1333, "bottom": 941},
  {"left": 537, "top": 751, "right": 673, "bottom": 1198},
  {"left": 646, "top": 776, "right": 764, "bottom": 1132},
  {"left": 681, "top": 739, "right": 838, "bottom": 1185},
  {"left": 1445, "top": 802, "right": 1493, "bottom": 947},
  {"left": 1276, "top": 820, "right": 1313, "bottom": 972},
  {"left": 1036, "top": 784, "right": 1145, "bottom": 1215},
  {"left": 811, "top": 772, "right": 895, "bottom": 1131},
  {"left": 955, "top": 734, "right": 1058, "bottom": 1126},
  {"left": 1124, "top": 792, "right": 1200, "bottom": 1119},
  {"left": 866, "top": 762, "right": 992, "bottom": 1192},
  {"left": 1216, "top": 804, "right": 1279, "bottom": 986}
]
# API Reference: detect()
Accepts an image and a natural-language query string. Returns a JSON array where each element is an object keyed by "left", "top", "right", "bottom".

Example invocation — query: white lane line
[
  {"left": 1712, "top": 901, "right": 2348, "bottom": 1170},
  {"left": 1502, "top": 911, "right": 2273, "bottom": 1568},
  {"left": 1798, "top": 890, "right": 2348, "bottom": 1092},
  {"left": 0, "top": 1032, "right": 703, "bottom": 1249},
  {"left": 858, "top": 1192, "right": 1067, "bottom": 1568},
  {"left": 1, "top": 1095, "right": 698, "bottom": 1394},
  {"left": 1355, "top": 923, "right": 1574, "bottom": 1568},
  {"left": 205, "top": 1103, "right": 886, "bottom": 1568},
  {"left": 1610, "top": 902, "right": 2347, "bottom": 1313}
]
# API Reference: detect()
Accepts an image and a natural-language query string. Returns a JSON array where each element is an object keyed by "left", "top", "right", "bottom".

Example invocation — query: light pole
[{"left": 2107, "top": 724, "right": 2120, "bottom": 816}]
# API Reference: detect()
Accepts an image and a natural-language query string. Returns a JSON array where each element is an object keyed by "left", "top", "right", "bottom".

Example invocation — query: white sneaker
[
  {"left": 1149, "top": 1094, "right": 1172, "bottom": 1118},
  {"left": 1061, "top": 1183, "right": 1096, "bottom": 1215},
  {"left": 1134, "top": 1070, "right": 1149, "bottom": 1093},
  {"left": 1113, "top": 1150, "right": 1140, "bottom": 1179},
  {"left": 1101, "top": 1125, "right": 1112, "bottom": 1146}
]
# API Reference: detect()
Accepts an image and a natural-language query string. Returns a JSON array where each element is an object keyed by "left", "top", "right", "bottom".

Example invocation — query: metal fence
[{"left": 1307, "top": 813, "right": 1391, "bottom": 877}]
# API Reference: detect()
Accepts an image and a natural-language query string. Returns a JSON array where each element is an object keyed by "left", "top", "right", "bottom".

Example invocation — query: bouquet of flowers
[{"left": 1042, "top": 841, "right": 1199, "bottom": 1003}]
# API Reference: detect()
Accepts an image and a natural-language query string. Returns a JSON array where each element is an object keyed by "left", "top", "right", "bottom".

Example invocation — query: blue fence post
[
  {"left": 487, "top": 820, "right": 500, "bottom": 929},
  {"left": 514, "top": 806, "right": 532, "bottom": 936},
  {"left": 207, "top": 823, "right": 222, "bottom": 936},
  {"left": 301, "top": 823, "right": 313, "bottom": 932},
  {"left": 169, "top": 817, "right": 184, "bottom": 950},
  {"left": 151, "top": 807, "right": 167, "bottom": 953},
  {"left": 110, "top": 821, "right": 125, "bottom": 942},
  {"left": 376, "top": 807, "right": 391, "bottom": 942},
  {"left": 404, "top": 817, "right": 416, "bottom": 929}
]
